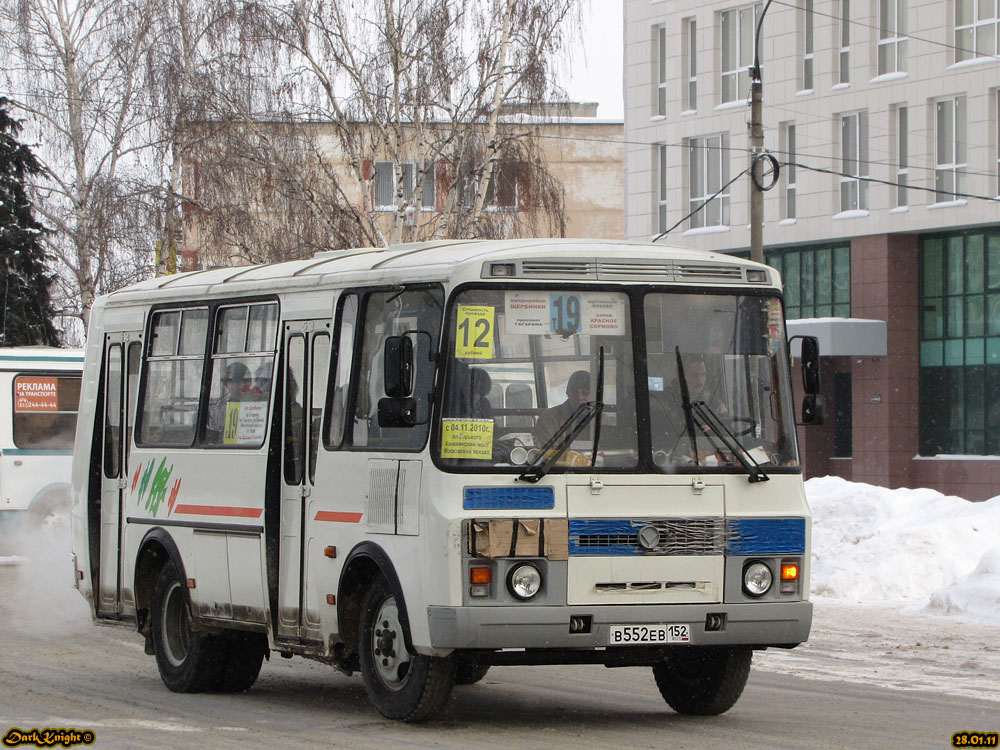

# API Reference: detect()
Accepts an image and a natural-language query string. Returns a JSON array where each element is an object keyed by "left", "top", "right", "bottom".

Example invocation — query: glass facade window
[
  {"left": 373, "top": 161, "right": 436, "bottom": 211},
  {"left": 721, "top": 4, "right": 762, "bottom": 104},
  {"left": 687, "top": 134, "right": 730, "bottom": 229},
  {"left": 919, "top": 229, "right": 1000, "bottom": 456},
  {"left": 782, "top": 122, "right": 797, "bottom": 219},
  {"left": 840, "top": 111, "right": 869, "bottom": 211},
  {"left": 684, "top": 18, "right": 697, "bottom": 111},
  {"left": 895, "top": 105, "right": 909, "bottom": 207},
  {"left": 765, "top": 244, "right": 851, "bottom": 320},
  {"left": 839, "top": 0, "right": 851, "bottom": 84},
  {"left": 956, "top": 0, "right": 998, "bottom": 63},
  {"left": 656, "top": 144, "right": 668, "bottom": 233},
  {"left": 878, "top": 0, "right": 907, "bottom": 75},
  {"left": 801, "top": 0, "right": 814, "bottom": 91},
  {"left": 655, "top": 24, "right": 667, "bottom": 116},
  {"left": 936, "top": 97, "right": 967, "bottom": 202}
]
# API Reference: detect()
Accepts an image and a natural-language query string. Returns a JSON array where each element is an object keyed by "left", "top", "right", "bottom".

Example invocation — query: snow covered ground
[{"left": 3, "top": 476, "right": 999, "bottom": 702}]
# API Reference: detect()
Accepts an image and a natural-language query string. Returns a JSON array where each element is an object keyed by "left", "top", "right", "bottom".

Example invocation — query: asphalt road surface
[{"left": 0, "top": 557, "right": 995, "bottom": 750}]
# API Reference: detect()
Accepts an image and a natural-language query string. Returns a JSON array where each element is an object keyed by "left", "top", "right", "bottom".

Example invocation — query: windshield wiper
[
  {"left": 690, "top": 400, "right": 770, "bottom": 483},
  {"left": 519, "top": 350, "right": 606, "bottom": 484},
  {"left": 675, "top": 347, "right": 768, "bottom": 483}
]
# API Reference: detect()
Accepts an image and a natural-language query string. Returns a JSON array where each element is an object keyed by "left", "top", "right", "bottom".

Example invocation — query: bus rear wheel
[
  {"left": 358, "top": 575, "right": 454, "bottom": 721},
  {"left": 652, "top": 646, "right": 752, "bottom": 715},
  {"left": 216, "top": 631, "right": 268, "bottom": 693},
  {"left": 151, "top": 561, "right": 225, "bottom": 692}
]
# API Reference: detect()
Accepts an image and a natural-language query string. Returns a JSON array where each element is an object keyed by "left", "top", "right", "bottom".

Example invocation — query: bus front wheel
[
  {"left": 652, "top": 646, "right": 752, "bottom": 715},
  {"left": 151, "top": 561, "right": 224, "bottom": 692},
  {"left": 358, "top": 575, "right": 454, "bottom": 721}
]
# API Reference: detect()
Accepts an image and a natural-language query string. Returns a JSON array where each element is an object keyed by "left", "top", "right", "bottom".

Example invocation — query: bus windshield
[
  {"left": 437, "top": 286, "right": 799, "bottom": 474},
  {"left": 644, "top": 292, "right": 799, "bottom": 472}
]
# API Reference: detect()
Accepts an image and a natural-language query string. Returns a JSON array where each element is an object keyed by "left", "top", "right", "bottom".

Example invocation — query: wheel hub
[{"left": 371, "top": 596, "right": 412, "bottom": 691}]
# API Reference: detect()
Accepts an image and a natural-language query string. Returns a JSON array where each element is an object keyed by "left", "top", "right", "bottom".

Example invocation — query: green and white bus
[
  {"left": 0, "top": 347, "right": 83, "bottom": 532},
  {"left": 71, "top": 239, "right": 821, "bottom": 721}
]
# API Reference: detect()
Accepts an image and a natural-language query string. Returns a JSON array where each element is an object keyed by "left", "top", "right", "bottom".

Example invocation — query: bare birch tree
[
  {"left": 0, "top": 0, "right": 160, "bottom": 330},
  {"left": 246, "top": 0, "right": 578, "bottom": 247}
]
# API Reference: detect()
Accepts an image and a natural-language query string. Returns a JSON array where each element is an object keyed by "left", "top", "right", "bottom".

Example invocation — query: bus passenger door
[
  {"left": 277, "top": 321, "right": 330, "bottom": 642},
  {"left": 97, "top": 335, "right": 140, "bottom": 617}
]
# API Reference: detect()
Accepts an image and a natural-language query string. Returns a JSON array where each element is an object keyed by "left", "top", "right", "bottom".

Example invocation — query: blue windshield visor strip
[{"left": 463, "top": 486, "right": 555, "bottom": 510}]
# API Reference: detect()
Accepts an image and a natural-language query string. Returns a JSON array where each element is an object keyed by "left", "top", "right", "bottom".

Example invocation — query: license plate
[{"left": 608, "top": 623, "right": 690, "bottom": 645}]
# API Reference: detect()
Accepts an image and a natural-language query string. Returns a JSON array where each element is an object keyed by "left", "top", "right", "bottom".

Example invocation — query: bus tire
[
  {"left": 216, "top": 631, "right": 268, "bottom": 693},
  {"left": 151, "top": 561, "right": 225, "bottom": 692},
  {"left": 652, "top": 646, "right": 752, "bottom": 715},
  {"left": 453, "top": 658, "right": 490, "bottom": 685},
  {"left": 358, "top": 575, "right": 454, "bottom": 721}
]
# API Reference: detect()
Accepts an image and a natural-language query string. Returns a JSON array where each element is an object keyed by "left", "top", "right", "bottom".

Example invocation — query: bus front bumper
[{"left": 427, "top": 600, "right": 812, "bottom": 651}]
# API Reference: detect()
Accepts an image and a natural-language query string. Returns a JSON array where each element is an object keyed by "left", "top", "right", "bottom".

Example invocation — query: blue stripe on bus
[
  {"left": 463, "top": 486, "right": 555, "bottom": 510},
  {"left": 0, "top": 355, "right": 84, "bottom": 363},
  {"left": 726, "top": 518, "right": 806, "bottom": 555},
  {"left": 566, "top": 517, "right": 806, "bottom": 556}
]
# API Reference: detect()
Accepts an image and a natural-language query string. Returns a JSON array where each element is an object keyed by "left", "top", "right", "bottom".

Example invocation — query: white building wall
[{"left": 625, "top": 0, "right": 1000, "bottom": 251}]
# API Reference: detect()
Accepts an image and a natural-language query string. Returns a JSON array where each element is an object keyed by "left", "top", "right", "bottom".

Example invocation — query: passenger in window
[
  {"left": 251, "top": 363, "right": 272, "bottom": 400},
  {"left": 469, "top": 368, "right": 493, "bottom": 420},
  {"left": 207, "top": 361, "right": 250, "bottom": 442},
  {"left": 533, "top": 370, "right": 590, "bottom": 447}
]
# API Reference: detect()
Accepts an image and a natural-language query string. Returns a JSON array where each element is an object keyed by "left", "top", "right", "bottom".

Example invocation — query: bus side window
[
  {"left": 104, "top": 345, "right": 123, "bottom": 479},
  {"left": 326, "top": 293, "right": 358, "bottom": 448},
  {"left": 352, "top": 286, "right": 443, "bottom": 450}
]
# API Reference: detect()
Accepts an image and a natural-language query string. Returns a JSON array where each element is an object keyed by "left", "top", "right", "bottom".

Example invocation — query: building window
[
  {"left": 801, "top": 0, "right": 814, "bottom": 91},
  {"left": 919, "top": 229, "right": 1000, "bottom": 455},
  {"left": 656, "top": 144, "right": 668, "bottom": 233},
  {"left": 956, "top": 0, "right": 999, "bottom": 63},
  {"left": 936, "top": 96, "right": 967, "bottom": 202},
  {"left": 721, "top": 4, "right": 762, "bottom": 104},
  {"left": 840, "top": 111, "right": 869, "bottom": 211},
  {"left": 374, "top": 161, "right": 436, "bottom": 211},
  {"left": 878, "top": 0, "right": 906, "bottom": 75},
  {"left": 654, "top": 24, "right": 667, "bottom": 116},
  {"left": 483, "top": 162, "right": 519, "bottom": 212},
  {"left": 684, "top": 18, "right": 697, "bottom": 111},
  {"left": 781, "top": 122, "right": 797, "bottom": 219},
  {"left": 895, "top": 104, "right": 909, "bottom": 207},
  {"left": 765, "top": 244, "right": 851, "bottom": 319},
  {"left": 996, "top": 91, "right": 1000, "bottom": 195},
  {"left": 687, "top": 135, "right": 729, "bottom": 229},
  {"left": 838, "top": 0, "right": 851, "bottom": 83}
]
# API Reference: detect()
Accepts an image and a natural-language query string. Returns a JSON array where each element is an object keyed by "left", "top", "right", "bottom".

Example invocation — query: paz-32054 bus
[{"left": 71, "top": 239, "right": 822, "bottom": 721}]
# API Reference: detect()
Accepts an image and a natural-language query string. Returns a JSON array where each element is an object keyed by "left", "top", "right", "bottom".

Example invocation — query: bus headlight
[
  {"left": 742, "top": 561, "right": 773, "bottom": 597},
  {"left": 507, "top": 563, "right": 542, "bottom": 600}
]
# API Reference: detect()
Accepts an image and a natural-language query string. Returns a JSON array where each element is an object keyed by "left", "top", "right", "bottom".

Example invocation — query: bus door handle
[{"left": 300, "top": 485, "right": 311, "bottom": 499}]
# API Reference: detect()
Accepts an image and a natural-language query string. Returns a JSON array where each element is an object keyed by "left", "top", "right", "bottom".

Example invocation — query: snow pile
[{"left": 806, "top": 476, "right": 1000, "bottom": 623}]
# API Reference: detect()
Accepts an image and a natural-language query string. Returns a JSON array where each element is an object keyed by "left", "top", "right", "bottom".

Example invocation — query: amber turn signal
[
  {"left": 470, "top": 567, "right": 491, "bottom": 585},
  {"left": 780, "top": 560, "right": 800, "bottom": 580}
]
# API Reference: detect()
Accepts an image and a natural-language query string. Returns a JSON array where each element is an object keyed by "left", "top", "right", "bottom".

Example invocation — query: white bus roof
[{"left": 99, "top": 239, "right": 777, "bottom": 307}]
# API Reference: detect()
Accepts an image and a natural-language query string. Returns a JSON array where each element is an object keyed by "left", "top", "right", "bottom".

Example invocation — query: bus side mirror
[
  {"left": 800, "top": 336, "right": 820, "bottom": 395},
  {"left": 378, "top": 396, "right": 418, "bottom": 427},
  {"left": 383, "top": 336, "right": 413, "bottom": 398},
  {"left": 801, "top": 393, "right": 825, "bottom": 425}
]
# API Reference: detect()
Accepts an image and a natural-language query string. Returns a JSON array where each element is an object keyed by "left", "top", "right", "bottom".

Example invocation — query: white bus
[
  {"left": 0, "top": 347, "right": 83, "bottom": 532},
  {"left": 70, "top": 239, "right": 822, "bottom": 721}
]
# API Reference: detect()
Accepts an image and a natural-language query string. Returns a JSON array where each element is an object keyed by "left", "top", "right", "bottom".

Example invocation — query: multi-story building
[{"left": 625, "top": 0, "right": 1000, "bottom": 499}]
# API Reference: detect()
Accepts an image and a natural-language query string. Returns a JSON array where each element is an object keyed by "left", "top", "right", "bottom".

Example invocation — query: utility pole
[{"left": 749, "top": 0, "right": 774, "bottom": 264}]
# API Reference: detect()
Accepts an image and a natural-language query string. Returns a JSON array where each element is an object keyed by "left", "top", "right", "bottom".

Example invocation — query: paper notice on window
[
  {"left": 504, "top": 292, "right": 550, "bottom": 334},
  {"left": 14, "top": 377, "right": 58, "bottom": 411},
  {"left": 440, "top": 418, "right": 494, "bottom": 460},
  {"left": 223, "top": 401, "right": 268, "bottom": 445},
  {"left": 455, "top": 305, "right": 495, "bottom": 359},
  {"left": 582, "top": 294, "right": 626, "bottom": 335}
]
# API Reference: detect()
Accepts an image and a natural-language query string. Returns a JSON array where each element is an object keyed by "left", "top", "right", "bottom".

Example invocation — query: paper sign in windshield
[
  {"left": 505, "top": 292, "right": 625, "bottom": 336},
  {"left": 455, "top": 306, "right": 495, "bottom": 359},
  {"left": 15, "top": 377, "right": 58, "bottom": 411},
  {"left": 440, "top": 419, "right": 494, "bottom": 460}
]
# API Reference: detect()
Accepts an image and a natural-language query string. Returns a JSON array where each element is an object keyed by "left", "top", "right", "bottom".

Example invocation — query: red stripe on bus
[
  {"left": 314, "top": 511, "right": 363, "bottom": 523},
  {"left": 173, "top": 504, "right": 263, "bottom": 518}
]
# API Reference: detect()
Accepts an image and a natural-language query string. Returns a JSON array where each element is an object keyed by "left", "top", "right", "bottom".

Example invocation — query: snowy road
[{"left": 0, "top": 550, "right": 997, "bottom": 748}]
